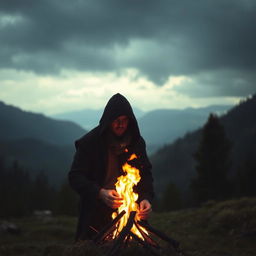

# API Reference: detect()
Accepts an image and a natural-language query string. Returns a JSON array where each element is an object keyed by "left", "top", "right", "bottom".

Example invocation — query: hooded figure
[{"left": 69, "top": 93, "right": 154, "bottom": 241}]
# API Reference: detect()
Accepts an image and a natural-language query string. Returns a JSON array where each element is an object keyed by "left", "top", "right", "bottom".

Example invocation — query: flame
[{"left": 112, "top": 152, "right": 148, "bottom": 239}]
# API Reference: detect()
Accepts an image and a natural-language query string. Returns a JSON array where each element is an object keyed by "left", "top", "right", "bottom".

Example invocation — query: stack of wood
[{"left": 93, "top": 210, "right": 183, "bottom": 256}]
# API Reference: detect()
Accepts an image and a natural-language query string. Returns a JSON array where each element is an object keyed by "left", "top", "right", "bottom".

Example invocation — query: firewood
[
  {"left": 134, "top": 221, "right": 160, "bottom": 249},
  {"left": 106, "top": 211, "right": 136, "bottom": 256},
  {"left": 138, "top": 220, "right": 180, "bottom": 250},
  {"left": 93, "top": 210, "right": 126, "bottom": 243},
  {"left": 128, "top": 231, "right": 162, "bottom": 256}
]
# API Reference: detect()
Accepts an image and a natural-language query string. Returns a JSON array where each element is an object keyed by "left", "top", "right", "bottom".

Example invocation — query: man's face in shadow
[{"left": 110, "top": 115, "right": 129, "bottom": 137}]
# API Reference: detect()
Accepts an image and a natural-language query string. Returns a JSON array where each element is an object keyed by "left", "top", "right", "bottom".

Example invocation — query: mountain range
[
  {"left": 151, "top": 95, "right": 256, "bottom": 198},
  {"left": 0, "top": 101, "right": 86, "bottom": 185},
  {"left": 0, "top": 101, "right": 85, "bottom": 146},
  {"left": 138, "top": 105, "right": 231, "bottom": 153},
  {"left": 53, "top": 107, "right": 145, "bottom": 131},
  {"left": 53, "top": 105, "right": 232, "bottom": 154}
]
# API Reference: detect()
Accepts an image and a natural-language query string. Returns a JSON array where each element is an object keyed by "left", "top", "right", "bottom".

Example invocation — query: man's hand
[
  {"left": 99, "top": 188, "right": 123, "bottom": 209},
  {"left": 138, "top": 199, "right": 152, "bottom": 220}
]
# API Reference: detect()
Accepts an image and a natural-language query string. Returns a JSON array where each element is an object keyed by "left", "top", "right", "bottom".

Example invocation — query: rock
[
  {"left": 0, "top": 221, "right": 21, "bottom": 235},
  {"left": 33, "top": 210, "right": 53, "bottom": 222}
]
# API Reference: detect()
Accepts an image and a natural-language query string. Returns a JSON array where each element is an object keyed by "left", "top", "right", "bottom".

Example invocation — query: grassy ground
[
  {"left": 151, "top": 197, "right": 256, "bottom": 256},
  {"left": 0, "top": 215, "right": 75, "bottom": 256},
  {"left": 0, "top": 197, "right": 256, "bottom": 256}
]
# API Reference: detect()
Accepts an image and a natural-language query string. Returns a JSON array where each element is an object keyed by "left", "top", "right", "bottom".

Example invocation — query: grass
[
  {"left": 0, "top": 215, "right": 75, "bottom": 256},
  {"left": 1, "top": 197, "right": 256, "bottom": 256},
  {"left": 150, "top": 197, "right": 256, "bottom": 256}
]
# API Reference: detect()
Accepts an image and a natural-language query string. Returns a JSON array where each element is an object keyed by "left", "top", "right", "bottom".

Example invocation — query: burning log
[
  {"left": 93, "top": 210, "right": 126, "bottom": 243},
  {"left": 138, "top": 220, "right": 180, "bottom": 250},
  {"left": 134, "top": 221, "right": 160, "bottom": 249},
  {"left": 94, "top": 214, "right": 183, "bottom": 256},
  {"left": 106, "top": 211, "right": 136, "bottom": 256},
  {"left": 128, "top": 231, "right": 162, "bottom": 256}
]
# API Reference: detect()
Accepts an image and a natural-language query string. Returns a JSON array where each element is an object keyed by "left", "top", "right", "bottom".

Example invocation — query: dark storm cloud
[
  {"left": 174, "top": 70, "right": 256, "bottom": 98},
  {"left": 0, "top": 0, "right": 256, "bottom": 95}
]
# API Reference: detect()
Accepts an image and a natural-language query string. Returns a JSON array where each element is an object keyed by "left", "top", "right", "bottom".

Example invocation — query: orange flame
[{"left": 112, "top": 152, "right": 148, "bottom": 239}]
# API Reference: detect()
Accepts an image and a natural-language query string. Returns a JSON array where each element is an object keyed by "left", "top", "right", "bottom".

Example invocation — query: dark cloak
[{"left": 68, "top": 93, "right": 154, "bottom": 241}]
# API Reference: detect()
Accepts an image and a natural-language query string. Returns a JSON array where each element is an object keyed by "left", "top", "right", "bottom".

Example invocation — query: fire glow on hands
[
  {"left": 138, "top": 199, "right": 152, "bottom": 220},
  {"left": 99, "top": 188, "right": 123, "bottom": 209},
  {"left": 99, "top": 189, "right": 152, "bottom": 219}
]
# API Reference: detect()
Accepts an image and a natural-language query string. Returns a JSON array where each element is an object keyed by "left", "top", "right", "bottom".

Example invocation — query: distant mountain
[
  {"left": 52, "top": 105, "right": 232, "bottom": 154},
  {"left": 0, "top": 138, "right": 74, "bottom": 186},
  {"left": 0, "top": 101, "right": 86, "bottom": 146},
  {"left": 0, "top": 101, "right": 87, "bottom": 186},
  {"left": 52, "top": 109, "right": 103, "bottom": 131},
  {"left": 52, "top": 107, "right": 145, "bottom": 130},
  {"left": 138, "top": 105, "right": 232, "bottom": 154},
  {"left": 150, "top": 95, "right": 256, "bottom": 197}
]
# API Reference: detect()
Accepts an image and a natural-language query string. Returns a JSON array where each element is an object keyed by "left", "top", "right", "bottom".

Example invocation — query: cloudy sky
[{"left": 0, "top": 0, "right": 256, "bottom": 115}]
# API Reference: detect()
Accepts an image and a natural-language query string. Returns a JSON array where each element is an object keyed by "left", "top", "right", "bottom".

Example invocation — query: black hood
[{"left": 99, "top": 93, "right": 140, "bottom": 140}]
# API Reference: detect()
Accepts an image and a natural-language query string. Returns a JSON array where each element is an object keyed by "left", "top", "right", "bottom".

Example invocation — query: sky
[{"left": 0, "top": 0, "right": 256, "bottom": 115}]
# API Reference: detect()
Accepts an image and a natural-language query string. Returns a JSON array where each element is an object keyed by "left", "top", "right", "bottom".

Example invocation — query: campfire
[
  {"left": 112, "top": 152, "right": 148, "bottom": 240},
  {"left": 93, "top": 150, "right": 182, "bottom": 256}
]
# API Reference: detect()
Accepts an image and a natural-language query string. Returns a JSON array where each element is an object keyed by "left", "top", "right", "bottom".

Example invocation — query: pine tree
[
  {"left": 4, "top": 160, "right": 32, "bottom": 217},
  {"left": 0, "top": 156, "right": 7, "bottom": 217},
  {"left": 191, "top": 114, "right": 232, "bottom": 204},
  {"left": 30, "top": 171, "right": 56, "bottom": 211},
  {"left": 0, "top": 159, "right": 58, "bottom": 217}
]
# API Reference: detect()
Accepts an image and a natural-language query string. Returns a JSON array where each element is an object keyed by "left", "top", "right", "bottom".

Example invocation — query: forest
[
  {"left": 0, "top": 158, "right": 78, "bottom": 218},
  {"left": 152, "top": 95, "right": 256, "bottom": 211}
]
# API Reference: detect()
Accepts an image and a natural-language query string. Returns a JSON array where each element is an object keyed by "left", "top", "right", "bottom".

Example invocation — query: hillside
[
  {"left": 0, "top": 138, "right": 74, "bottom": 186},
  {"left": 0, "top": 101, "right": 86, "bottom": 146},
  {"left": 150, "top": 95, "right": 256, "bottom": 198},
  {"left": 139, "top": 105, "right": 231, "bottom": 153},
  {"left": 0, "top": 101, "right": 87, "bottom": 186}
]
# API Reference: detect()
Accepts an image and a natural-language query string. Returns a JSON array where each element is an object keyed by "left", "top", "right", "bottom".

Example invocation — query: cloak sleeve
[{"left": 68, "top": 144, "right": 101, "bottom": 201}]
